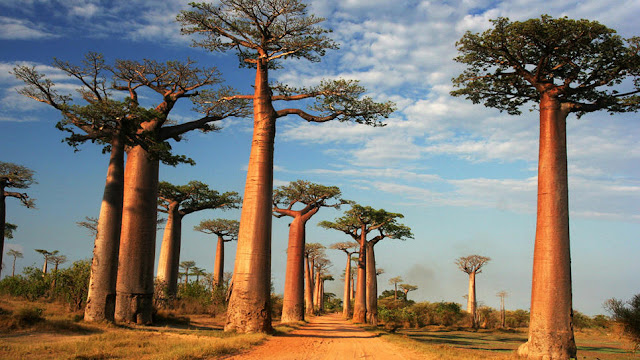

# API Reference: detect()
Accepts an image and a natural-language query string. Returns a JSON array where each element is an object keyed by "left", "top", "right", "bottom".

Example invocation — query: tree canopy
[
  {"left": 455, "top": 255, "right": 491, "bottom": 274},
  {"left": 273, "top": 180, "right": 344, "bottom": 217},
  {"left": 157, "top": 181, "right": 241, "bottom": 216},
  {"left": 194, "top": 218, "right": 240, "bottom": 241},
  {"left": 451, "top": 15, "right": 640, "bottom": 117}
]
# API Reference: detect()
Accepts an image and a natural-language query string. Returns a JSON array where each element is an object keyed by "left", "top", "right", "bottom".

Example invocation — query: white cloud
[{"left": 0, "top": 16, "right": 58, "bottom": 40}]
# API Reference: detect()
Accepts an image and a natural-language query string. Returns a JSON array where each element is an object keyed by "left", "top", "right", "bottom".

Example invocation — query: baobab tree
[
  {"left": 4, "top": 223, "right": 16, "bottom": 240},
  {"left": 313, "top": 256, "right": 331, "bottom": 314},
  {"left": 6, "top": 249, "right": 23, "bottom": 277},
  {"left": 399, "top": 284, "right": 418, "bottom": 302},
  {"left": 49, "top": 254, "right": 67, "bottom": 288},
  {"left": 35, "top": 249, "right": 58, "bottom": 275},
  {"left": 156, "top": 181, "right": 240, "bottom": 296},
  {"left": 273, "top": 180, "right": 344, "bottom": 323},
  {"left": 497, "top": 290, "right": 508, "bottom": 328},
  {"left": 389, "top": 276, "right": 404, "bottom": 301},
  {"left": 1, "top": 161, "right": 35, "bottom": 279},
  {"left": 452, "top": 16, "right": 640, "bottom": 359},
  {"left": 178, "top": 0, "right": 395, "bottom": 333},
  {"left": 194, "top": 218, "right": 239, "bottom": 290},
  {"left": 455, "top": 255, "right": 490, "bottom": 328},
  {"left": 13, "top": 55, "right": 160, "bottom": 322},
  {"left": 319, "top": 204, "right": 412, "bottom": 324},
  {"left": 304, "top": 243, "right": 325, "bottom": 316},
  {"left": 179, "top": 261, "right": 197, "bottom": 284},
  {"left": 330, "top": 241, "right": 359, "bottom": 318}
]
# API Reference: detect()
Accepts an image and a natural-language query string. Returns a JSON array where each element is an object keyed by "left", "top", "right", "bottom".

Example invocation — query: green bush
[
  {"left": 51, "top": 260, "right": 91, "bottom": 310},
  {"left": 505, "top": 309, "right": 530, "bottom": 328},
  {"left": 605, "top": 294, "right": 640, "bottom": 351},
  {"left": 433, "top": 301, "right": 464, "bottom": 326}
]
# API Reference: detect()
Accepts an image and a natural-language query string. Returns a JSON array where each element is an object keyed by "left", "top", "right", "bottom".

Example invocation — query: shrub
[
  {"left": 433, "top": 301, "right": 463, "bottom": 326},
  {"left": 505, "top": 309, "right": 530, "bottom": 328},
  {"left": 605, "top": 294, "right": 640, "bottom": 351},
  {"left": 51, "top": 260, "right": 91, "bottom": 310}
]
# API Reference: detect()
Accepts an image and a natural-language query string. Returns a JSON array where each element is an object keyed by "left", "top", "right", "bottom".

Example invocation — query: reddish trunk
[
  {"left": 213, "top": 235, "right": 225, "bottom": 288},
  {"left": 225, "top": 58, "right": 275, "bottom": 333},
  {"left": 313, "top": 271, "right": 321, "bottom": 313},
  {"left": 343, "top": 252, "right": 351, "bottom": 318},
  {"left": 304, "top": 255, "right": 314, "bottom": 315},
  {"left": 365, "top": 242, "right": 378, "bottom": 325},
  {"left": 519, "top": 94, "right": 576, "bottom": 359},
  {"left": 468, "top": 271, "right": 477, "bottom": 327},
  {"left": 351, "top": 272, "right": 355, "bottom": 301},
  {"left": 353, "top": 229, "right": 367, "bottom": 323},
  {"left": 85, "top": 135, "right": 125, "bottom": 322},
  {"left": 156, "top": 202, "right": 182, "bottom": 297},
  {"left": 115, "top": 145, "right": 159, "bottom": 324},
  {"left": 281, "top": 216, "right": 306, "bottom": 322}
]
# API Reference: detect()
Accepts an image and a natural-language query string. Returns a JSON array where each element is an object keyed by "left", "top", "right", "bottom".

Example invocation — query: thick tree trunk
[
  {"left": 343, "top": 252, "right": 351, "bottom": 318},
  {"left": 304, "top": 255, "right": 314, "bottom": 315},
  {"left": 313, "top": 271, "right": 321, "bottom": 313},
  {"left": 156, "top": 203, "right": 182, "bottom": 297},
  {"left": 213, "top": 235, "right": 225, "bottom": 289},
  {"left": 225, "top": 58, "right": 275, "bottom": 333},
  {"left": 365, "top": 242, "right": 378, "bottom": 325},
  {"left": 115, "top": 145, "right": 159, "bottom": 324},
  {"left": 281, "top": 216, "right": 306, "bottom": 323},
  {"left": 0, "top": 185, "right": 5, "bottom": 280},
  {"left": 519, "top": 95, "right": 576, "bottom": 359},
  {"left": 84, "top": 135, "right": 125, "bottom": 322},
  {"left": 42, "top": 257, "right": 48, "bottom": 274},
  {"left": 353, "top": 231, "right": 367, "bottom": 323},
  {"left": 12, "top": 257, "right": 16, "bottom": 277},
  {"left": 351, "top": 273, "right": 355, "bottom": 301},
  {"left": 468, "top": 271, "right": 476, "bottom": 328},
  {"left": 319, "top": 279, "right": 325, "bottom": 312}
]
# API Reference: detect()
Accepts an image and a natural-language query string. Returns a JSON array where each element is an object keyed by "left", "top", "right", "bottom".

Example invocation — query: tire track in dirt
[{"left": 223, "top": 313, "right": 431, "bottom": 359}]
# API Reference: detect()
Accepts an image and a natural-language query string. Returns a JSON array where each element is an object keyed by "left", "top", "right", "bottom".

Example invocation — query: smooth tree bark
[
  {"left": 319, "top": 204, "right": 412, "bottom": 324},
  {"left": 330, "top": 241, "right": 359, "bottom": 318},
  {"left": 111, "top": 59, "right": 247, "bottom": 324},
  {"left": 304, "top": 243, "right": 325, "bottom": 315},
  {"left": 312, "top": 256, "right": 331, "bottom": 314},
  {"left": 0, "top": 162, "right": 35, "bottom": 279},
  {"left": 156, "top": 181, "right": 240, "bottom": 296},
  {"left": 194, "top": 218, "right": 239, "bottom": 290},
  {"left": 455, "top": 255, "right": 490, "bottom": 328},
  {"left": 452, "top": 16, "right": 639, "bottom": 359},
  {"left": 273, "top": 180, "right": 343, "bottom": 323},
  {"left": 179, "top": 0, "right": 394, "bottom": 333}
]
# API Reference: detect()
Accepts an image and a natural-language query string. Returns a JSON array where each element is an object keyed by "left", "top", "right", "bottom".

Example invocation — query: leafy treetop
[
  {"left": 451, "top": 15, "right": 640, "bottom": 117},
  {"left": 0, "top": 161, "right": 36, "bottom": 208},
  {"left": 157, "top": 180, "right": 241, "bottom": 216},
  {"left": 455, "top": 255, "right": 491, "bottom": 275},
  {"left": 194, "top": 218, "right": 240, "bottom": 241},
  {"left": 273, "top": 180, "right": 345, "bottom": 218}
]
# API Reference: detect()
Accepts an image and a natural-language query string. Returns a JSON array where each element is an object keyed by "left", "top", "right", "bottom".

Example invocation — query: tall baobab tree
[
  {"left": 497, "top": 290, "right": 508, "bottom": 328},
  {"left": 194, "top": 218, "right": 239, "bottom": 290},
  {"left": 455, "top": 255, "right": 490, "bottom": 328},
  {"left": 273, "top": 180, "right": 343, "bottom": 323},
  {"left": 388, "top": 276, "right": 404, "bottom": 301},
  {"left": 179, "top": 261, "right": 197, "bottom": 284},
  {"left": 451, "top": 16, "right": 640, "bottom": 359},
  {"left": 399, "top": 284, "right": 418, "bottom": 302},
  {"left": 330, "top": 241, "right": 359, "bottom": 318},
  {"left": 6, "top": 249, "right": 23, "bottom": 277},
  {"left": 1, "top": 161, "right": 35, "bottom": 279},
  {"left": 319, "top": 204, "right": 412, "bottom": 324},
  {"left": 304, "top": 243, "right": 325, "bottom": 316},
  {"left": 313, "top": 256, "right": 331, "bottom": 314},
  {"left": 178, "top": 0, "right": 394, "bottom": 333},
  {"left": 35, "top": 249, "right": 58, "bottom": 275},
  {"left": 157, "top": 181, "right": 240, "bottom": 296},
  {"left": 49, "top": 254, "right": 67, "bottom": 288}
]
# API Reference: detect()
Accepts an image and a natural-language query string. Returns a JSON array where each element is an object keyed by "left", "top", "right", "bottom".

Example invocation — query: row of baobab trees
[{"left": 3, "top": 1, "right": 640, "bottom": 359}]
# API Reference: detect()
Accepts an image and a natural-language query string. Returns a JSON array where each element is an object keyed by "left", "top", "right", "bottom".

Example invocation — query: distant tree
[
  {"left": 455, "top": 255, "right": 490, "bottom": 328},
  {"left": 399, "top": 284, "right": 418, "bottom": 302},
  {"left": 312, "top": 256, "right": 331, "bottom": 314},
  {"left": 157, "top": 181, "right": 240, "bottom": 296},
  {"left": 273, "top": 180, "right": 344, "bottom": 323},
  {"left": 1, "top": 161, "right": 35, "bottom": 279},
  {"left": 304, "top": 243, "right": 325, "bottom": 316},
  {"left": 497, "top": 290, "right": 508, "bottom": 328},
  {"left": 191, "top": 266, "right": 207, "bottom": 283},
  {"left": 76, "top": 217, "right": 98, "bottom": 238},
  {"left": 6, "top": 249, "right": 23, "bottom": 277},
  {"left": 319, "top": 204, "right": 412, "bottom": 325},
  {"left": 4, "top": 223, "right": 17, "bottom": 239},
  {"left": 179, "top": 0, "right": 395, "bottom": 333},
  {"left": 330, "top": 241, "right": 359, "bottom": 318},
  {"left": 194, "top": 218, "right": 239, "bottom": 290},
  {"left": 49, "top": 254, "right": 68, "bottom": 288},
  {"left": 388, "top": 276, "right": 404, "bottom": 301},
  {"left": 35, "top": 249, "right": 58, "bottom": 275},
  {"left": 179, "top": 261, "right": 197, "bottom": 284},
  {"left": 605, "top": 294, "right": 640, "bottom": 352},
  {"left": 452, "top": 15, "right": 640, "bottom": 359}
]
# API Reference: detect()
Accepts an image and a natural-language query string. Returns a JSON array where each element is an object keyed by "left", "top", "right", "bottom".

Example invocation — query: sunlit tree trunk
[
  {"left": 304, "top": 255, "right": 314, "bottom": 315},
  {"left": 353, "top": 229, "right": 367, "bottom": 323},
  {"left": 343, "top": 252, "right": 352, "bottom": 318},
  {"left": 351, "top": 273, "right": 355, "bottom": 301},
  {"left": 467, "top": 271, "right": 477, "bottom": 327},
  {"left": 115, "top": 145, "right": 159, "bottom": 324},
  {"left": 313, "top": 271, "right": 321, "bottom": 313},
  {"left": 520, "top": 94, "right": 576, "bottom": 359},
  {"left": 85, "top": 135, "right": 124, "bottom": 322},
  {"left": 156, "top": 202, "right": 182, "bottom": 297},
  {"left": 213, "top": 235, "right": 225, "bottom": 289},
  {"left": 0, "top": 183, "right": 6, "bottom": 279},
  {"left": 365, "top": 242, "right": 378, "bottom": 325},
  {"left": 281, "top": 216, "right": 306, "bottom": 322},
  {"left": 319, "top": 278, "right": 325, "bottom": 312},
  {"left": 225, "top": 58, "right": 275, "bottom": 333}
]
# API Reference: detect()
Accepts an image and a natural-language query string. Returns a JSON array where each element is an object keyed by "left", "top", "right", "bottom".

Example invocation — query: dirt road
[{"left": 224, "top": 313, "right": 430, "bottom": 360}]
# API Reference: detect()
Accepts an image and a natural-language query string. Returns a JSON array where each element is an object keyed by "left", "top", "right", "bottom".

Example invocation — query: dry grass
[{"left": 377, "top": 326, "right": 638, "bottom": 360}]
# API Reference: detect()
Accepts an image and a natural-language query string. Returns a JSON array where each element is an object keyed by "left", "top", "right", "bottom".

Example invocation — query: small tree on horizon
[
  {"left": 6, "top": 249, "right": 23, "bottom": 277},
  {"left": 399, "top": 283, "right": 417, "bottom": 302},
  {"left": 194, "top": 218, "right": 240, "bottom": 291},
  {"left": 455, "top": 255, "right": 490, "bottom": 328},
  {"left": 388, "top": 276, "right": 404, "bottom": 301}
]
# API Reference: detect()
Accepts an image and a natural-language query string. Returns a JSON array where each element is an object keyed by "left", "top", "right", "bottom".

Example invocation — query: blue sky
[{"left": 1, "top": 0, "right": 639, "bottom": 316}]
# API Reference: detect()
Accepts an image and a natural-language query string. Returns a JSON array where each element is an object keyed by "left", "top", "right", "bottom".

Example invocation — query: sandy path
[{"left": 223, "top": 313, "right": 430, "bottom": 360}]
